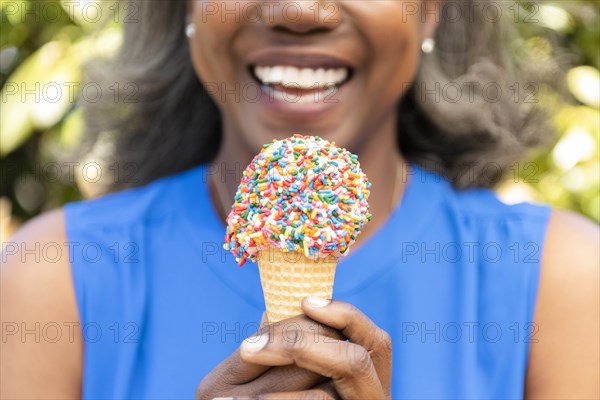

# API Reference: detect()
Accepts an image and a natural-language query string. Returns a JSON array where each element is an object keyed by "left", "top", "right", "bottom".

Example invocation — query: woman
[{"left": 2, "top": 1, "right": 598, "bottom": 399}]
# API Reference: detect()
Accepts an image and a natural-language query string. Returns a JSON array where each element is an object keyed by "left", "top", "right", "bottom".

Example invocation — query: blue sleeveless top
[{"left": 65, "top": 163, "right": 551, "bottom": 399}]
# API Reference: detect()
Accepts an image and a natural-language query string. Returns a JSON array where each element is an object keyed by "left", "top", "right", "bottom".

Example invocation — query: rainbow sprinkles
[{"left": 223, "top": 134, "right": 372, "bottom": 266}]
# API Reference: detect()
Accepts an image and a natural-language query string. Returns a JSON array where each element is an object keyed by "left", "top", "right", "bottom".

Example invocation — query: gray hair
[{"left": 79, "top": 0, "right": 557, "bottom": 193}]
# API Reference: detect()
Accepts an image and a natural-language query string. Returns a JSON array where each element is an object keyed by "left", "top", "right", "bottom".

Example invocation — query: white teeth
[
  {"left": 299, "top": 68, "right": 315, "bottom": 87},
  {"left": 283, "top": 66, "right": 300, "bottom": 85},
  {"left": 253, "top": 65, "right": 349, "bottom": 88},
  {"left": 333, "top": 69, "right": 347, "bottom": 84},
  {"left": 271, "top": 85, "right": 337, "bottom": 104},
  {"left": 270, "top": 66, "right": 284, "bottom": 82}
]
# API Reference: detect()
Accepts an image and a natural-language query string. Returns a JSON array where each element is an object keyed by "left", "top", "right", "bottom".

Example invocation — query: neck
[
  {"left": 212, "top": 114, "right": 409, "bottom": 246},
  {"left": 348, "top": 115, "right": 408, "bottom": 245}
]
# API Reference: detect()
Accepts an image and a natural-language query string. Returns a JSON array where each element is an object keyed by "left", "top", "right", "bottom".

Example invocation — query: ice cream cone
[
  {"left": 223, "top": 136, "right": 371, "bottom": 323},
  {"left": 258, "top": 248, "right": 337, "bottom": 323}
]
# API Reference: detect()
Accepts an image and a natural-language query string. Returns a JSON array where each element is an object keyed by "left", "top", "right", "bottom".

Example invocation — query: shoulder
[
  {"left": 417, "top": 164, "right": 551, "bottom": 221},
  {"left": 65, "top": 165, "right": 205, "bottom": 230},
  {"left": 453, "top": 186, "right": 550, "bottom": 220},
  {"left": 1, "top": 208, "right": 83, "bottom": 398},
  {"left": 67, "top": 169, "right": 181, "bottom": 225},
  {"left": 542, "top": 209, "right": 599, "bottom": 276},
  {"left": 1, "top": 208, "right": 73, "bottom": 307},
  {"left": 525, "top": 209, "right": 599, "bottom": 398},
  {"left": 2, "top": 208, "right": 71, "bottom": 286}
]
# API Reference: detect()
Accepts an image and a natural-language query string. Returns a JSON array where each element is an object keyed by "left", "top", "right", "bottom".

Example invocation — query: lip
[
  {"left": 243, "top": 48, "right": 356, "bottom": 120},
  {"left": 246, "top": 47, "right": 355, "bottom": 70},
  {"left": 245, "top": 68, "right": 351, "bottom": 121}
]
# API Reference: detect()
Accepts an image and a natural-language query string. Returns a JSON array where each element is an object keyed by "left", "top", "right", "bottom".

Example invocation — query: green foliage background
[{"left": 1, "top": 0, "right": 599, "bottom": 238}]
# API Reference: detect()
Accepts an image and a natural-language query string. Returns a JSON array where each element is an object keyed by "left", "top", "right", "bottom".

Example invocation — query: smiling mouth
[{"left": 250, "top": 65, "right": 352, "bottom": 89}]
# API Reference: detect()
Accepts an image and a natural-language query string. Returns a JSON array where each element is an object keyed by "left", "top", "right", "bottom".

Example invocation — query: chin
[{"left": 241, "top": 121, "right": 358, "bottom": 153}]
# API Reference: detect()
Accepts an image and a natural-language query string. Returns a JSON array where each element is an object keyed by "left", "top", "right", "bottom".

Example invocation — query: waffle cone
[{"left": 257, "top": 248, "right": 337, "bottom": 323}]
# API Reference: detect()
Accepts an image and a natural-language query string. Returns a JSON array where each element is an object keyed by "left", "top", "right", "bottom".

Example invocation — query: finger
[
  {"left": 259, "top": 379, "right": 339, "bottom": 400},
  {"left": 212, "top": 397, "right": 253, "bottom": 400},
  {"left": 239, "top": 313, "right": 344, "bottom": 366},
  {"left": 197, "top": 348, "right": 270, "bottom": 399},
  {"left": 242, "top": 364, "right": 325, "bottom": 396},
  {"left": 198, "top": 350, "right": 323, "bottom": 399},
  {"left": 301, "top": 298, "right": 392, "bottom": 392},
  {"left": 232, "top": 314, "right": 343, "bottom": 389},
  {"left": 240, "top": 329, "right": 384, "bottom": 399},
  {"left": 200, "top": 314, "right": 342, "bottom": 398},
  {"left": 258, "top": 389, "right": 335, "bottom": 400},
  {"left": 201, "top": 313, "right": 318, "bottom": 388},
  {"left": 268, "top": 314, "right": 344, "bottom": 341},
  {"left": 260, "top": 313, "right": 343, "bottom": 341},
  {"left": 197, "top": 314, "right": 272, "bottom": 398}
]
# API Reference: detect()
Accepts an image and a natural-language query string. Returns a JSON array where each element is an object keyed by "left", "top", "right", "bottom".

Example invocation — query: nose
[{"left": 261, "top": 0, "right": 342, "bottom": 35}]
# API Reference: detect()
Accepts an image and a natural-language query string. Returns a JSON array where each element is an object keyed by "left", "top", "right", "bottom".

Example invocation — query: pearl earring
[
  {"left": 421, "top": 38, "right": 435, "bottom": 54},
  {"left": 185, "top": 23, "right": 196, "bottom": 39}
]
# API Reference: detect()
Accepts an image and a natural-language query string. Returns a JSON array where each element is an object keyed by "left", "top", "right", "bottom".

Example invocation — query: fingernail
[
  {"left": 241, "top": 333, "right": 269, "bottom": 353},
  {"left": 306, "top": 296, "right": 331, "bottom": 308}
]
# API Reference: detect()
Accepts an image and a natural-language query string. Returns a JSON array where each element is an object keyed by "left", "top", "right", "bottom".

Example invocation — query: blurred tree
[
  {"left": 496, "top": 1, "right": 600, "bottom": 222},
  {"left": 1, "top": 0, "right": 120, "bottom": 240},
  {"left": 1, "top": 0, "right": 598, "bottom": 243}
]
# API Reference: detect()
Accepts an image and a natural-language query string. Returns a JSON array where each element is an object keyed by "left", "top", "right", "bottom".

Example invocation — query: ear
[{"left": 422, "top": 0, "right": 444, "bottom": 39}]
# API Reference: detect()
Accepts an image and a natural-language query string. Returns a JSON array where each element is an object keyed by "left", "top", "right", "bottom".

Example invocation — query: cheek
[
  {"left": 188, "top": 1, "right": 241, "bottom": 90},
  {"left": 378, "top": 22, "right": 421, "bottom": 105},
  {"left": 347, "top": 1, "right": 423, "bottom": 104}
]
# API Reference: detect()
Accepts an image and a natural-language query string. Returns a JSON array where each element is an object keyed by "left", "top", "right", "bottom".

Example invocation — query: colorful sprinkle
[{"left": 223, "top": 134, "right": 371, "bottom": 265}]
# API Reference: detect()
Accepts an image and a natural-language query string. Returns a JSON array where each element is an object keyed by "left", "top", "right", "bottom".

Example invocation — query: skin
[
  {"left": 197, "top": 300, "right": 393, "bottom": 399},
  {"left": 191, "top": 0, "right": 430, "bottom": 237},
  {"left": 1, "top": 1, "right": 598, "bottom": 399},
  {"left": 1, "top": 210, "right": 83, "bottom": 399}
]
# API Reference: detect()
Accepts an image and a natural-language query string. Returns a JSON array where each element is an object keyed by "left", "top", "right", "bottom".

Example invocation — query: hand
[
  {"left": 196, "top": 313, "right": 344, "bottom": 399},
  {"left": 196, "top": 298, "right": 392, "bottom": 399},
  {"left": 240, "top": 298, "right": 392, "bottom": 399}
]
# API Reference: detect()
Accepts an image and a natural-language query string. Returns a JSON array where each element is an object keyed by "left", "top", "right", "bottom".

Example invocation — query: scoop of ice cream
[{"left": 224, "top": 134, "right": 371, "bottom": 265}]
